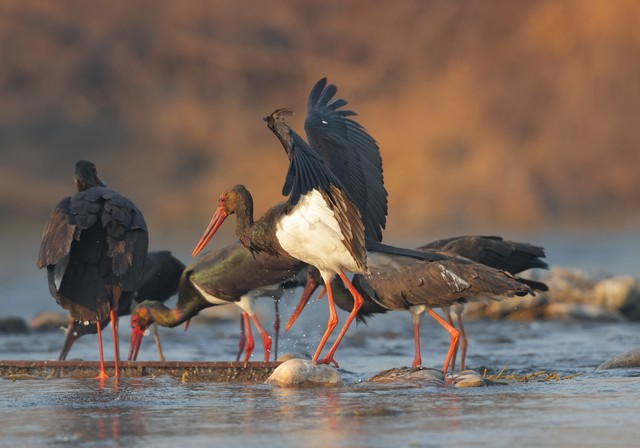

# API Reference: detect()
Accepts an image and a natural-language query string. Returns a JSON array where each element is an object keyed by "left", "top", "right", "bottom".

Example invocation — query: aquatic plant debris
[{"left": 482, "top": 364, "right": 582, "bottom": 382}]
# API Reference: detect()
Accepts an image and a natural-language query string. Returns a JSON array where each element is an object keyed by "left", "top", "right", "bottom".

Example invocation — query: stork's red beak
[
  {"left": 192, "top": 207, "right": 228, "bottom": 257},
  {"left": 58, "top": 326, "right": 80, "bottom": 361},
  {"left": 128, "top": 316, "right": 145, "bottom": 361}
]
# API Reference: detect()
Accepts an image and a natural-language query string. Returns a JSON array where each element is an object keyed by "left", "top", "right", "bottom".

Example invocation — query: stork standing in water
[
  {"left": 130, "top": 241, "right": 307, "bottom": 362},
  {"left": 190, "top": 80, "right": 462, "bottom": 367},
  {"left": 287, "top": 236, "right": 547, "bottom": 373},
  {"left": 192, "top": 181, "right": 367, "bottom": 368},
  {"left": 38, "top": 160, "right": 148, "bottom": 379},
  {"left": 58, "top": 250, "right": 184, "bottom": 362},
  {"left": 418, "top": 236, "right": 548, "bottom": 371}
]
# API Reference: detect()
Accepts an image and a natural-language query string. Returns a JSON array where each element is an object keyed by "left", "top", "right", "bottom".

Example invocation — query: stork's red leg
[
  {"left": 242, "top": 312, "right": 255, "bottom": 364},
  {"left": 311, "top": 279, "right": 339, "bottom": 364},
  {"left": 273, "top": 298, "right": 280, "bottom": 360},
  {"left": 235, "top": 313, "right": 246, "bottom": 362},
  {"left": 426, "top": 309, "right": 460, "bottom": 375},
  {"left": 286, "top": 276, "right": 323, "bottom": 332},
  {"left": 457, "top": 313, "right": 468, "bottom": 371},
  {"left": 443, "top": 307, "right": 459, "bottom": 373},
  {"left": 110, "top": 309, "right": 120, "bottom": 378},
  {"left": 411, "top": 311, "right": 422, "bottom": 369},
  {"left": 95, "top": 323, "right": 108, "bottom": 380},
  {"left": 248, "top": 312, "right": 272, "bottom": 362},
  {"left": 317, "top": 272, "right": 363, "bottom": 367}
]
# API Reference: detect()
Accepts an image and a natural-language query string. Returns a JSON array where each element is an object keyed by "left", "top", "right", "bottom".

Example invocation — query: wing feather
[
  {"left": 304, "top": 78, "right": 387, "bottom": 242},
  {"left": 37, "top": 197, "right": 74, "bottom": 269}
]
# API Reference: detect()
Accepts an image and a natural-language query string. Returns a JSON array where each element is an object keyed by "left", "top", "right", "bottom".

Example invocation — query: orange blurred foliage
[{"left": 1, "top": 0, "right": 639, "bottom": 241}]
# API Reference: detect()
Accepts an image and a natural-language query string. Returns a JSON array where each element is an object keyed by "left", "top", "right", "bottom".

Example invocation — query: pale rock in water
[
  {"left": 597, "top": 347, "right": 640, "bottom": 370},
  {"left": 451, "top": 370, "right": 491, "bottom": 387},
  {"left": 265, "top": 359, "right": 342, "bottom": 387},
  {"left": 368, "top": 367, "right": 445, "bottom": 387}
]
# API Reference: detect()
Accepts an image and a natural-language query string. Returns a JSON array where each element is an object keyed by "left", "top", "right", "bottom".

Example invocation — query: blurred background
[{"left": 1, "top": 0, "right": 640, "bottom": 309}]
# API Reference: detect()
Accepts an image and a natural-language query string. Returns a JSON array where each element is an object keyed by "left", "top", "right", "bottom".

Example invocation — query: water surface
[{"left": 1, "top": 232, "right": 640, "bottom": 447}]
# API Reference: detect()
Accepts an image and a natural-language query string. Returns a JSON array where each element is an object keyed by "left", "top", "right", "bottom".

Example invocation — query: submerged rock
[
  {"left": 368, "top": 367, "right": 445, "bottom": 387},
  {"left": 336, "top": 404, "right": 404, "bottom": 417},
  {"left": 450, "top": 370, "right": 496, "bottom": 387},
  {"left": 596, "top": 348, "right": 640, "bottom": 370},
  {"left": 265, "top": 358, "right": 342, "bottom": 387}
]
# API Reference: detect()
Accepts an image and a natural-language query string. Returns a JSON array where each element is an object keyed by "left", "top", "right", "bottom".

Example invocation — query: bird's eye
[{"left": 219, "top": 195, "right": 226, "bottom": 204}]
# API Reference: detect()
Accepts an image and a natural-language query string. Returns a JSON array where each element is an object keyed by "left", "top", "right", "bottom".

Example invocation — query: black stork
[
  {"left": 264, "top": 78, "right": 389, "bottom": 364},
  {"left": 59, "top": 250, "right": 184, "bottom": 362},
  {"left": 37, "top": 160, "right": 148, "bottom": 379},
  {"left": 417, "top": 235, "right": 548, "bottom": 371},
  {"left": 191, "top": 78, "right": 389, "bottom": 367},
  {"left": 287, "top": 239, "right": 541, "bottom": 373},
  {"left": 191, "top": 186, "right": 368, "bottom": 369},
  {"left": 130, "top": 241, "right": 306, "bottom": 362}
]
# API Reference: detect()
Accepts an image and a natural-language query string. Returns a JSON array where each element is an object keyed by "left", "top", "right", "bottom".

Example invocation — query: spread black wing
[{"left": 305, "top": 78, "right": 387, "bottom": 242}]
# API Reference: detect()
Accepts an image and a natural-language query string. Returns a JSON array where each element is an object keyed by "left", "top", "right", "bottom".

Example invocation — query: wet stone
[
  {"left": 368, "top": 367, "right": 445, "bottom": 387},
  {"left": 450, "top": 370, "right": 492, "bottom": 387},
  {"left": 265, "top": 358, "right": 343, "bottom": 387},
  {"left": 596, "top": 347, "right": 640, "bottom": 370},
  {"left": 276, "top": 352, "right": 311, "bottom": 362},
  {"left": 336, "top": 404, "right": 404, "bottom": 417}
]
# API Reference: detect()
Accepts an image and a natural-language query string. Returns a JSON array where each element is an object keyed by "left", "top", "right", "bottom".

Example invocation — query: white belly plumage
[
  {"left": 192, "top": 283, "right": 256, "bottom": 315},
  {"left": 276, "top": 190, "right": 360, "bottom": 273}
]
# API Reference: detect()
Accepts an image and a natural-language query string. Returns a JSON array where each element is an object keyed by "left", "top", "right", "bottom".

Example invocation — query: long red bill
[
  {"left": 128, "top": 320, "right": 145, "bottom": 361},
  {"left": 192, "top": 207, "right": 228, "bottom": 257}
]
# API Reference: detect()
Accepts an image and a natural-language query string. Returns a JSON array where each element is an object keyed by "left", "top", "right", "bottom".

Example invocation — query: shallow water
[
  {"left": 2, "top": 232, "right": 640, "bottom": 447},
  {"left": 2, "top": 372, "right": 640, "bottom": 447},
  {"left": 2, "top": 316, "right": 640, "bottom": 447}
]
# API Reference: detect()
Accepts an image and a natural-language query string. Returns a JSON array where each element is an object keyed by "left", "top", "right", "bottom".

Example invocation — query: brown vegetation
[{"left": 1, "top": 0, "right": 639, "bottom": 241}]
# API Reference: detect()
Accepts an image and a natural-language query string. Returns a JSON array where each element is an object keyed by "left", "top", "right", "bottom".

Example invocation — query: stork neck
[
  {"left": 235, "top": 216, "right": 256, "bottom": 252},
  {"left": 231, "top": 191, "right": 257, "bottom": 249},
  {"left": 147, "top": 302, "right": 195, "bottom": 328}
]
